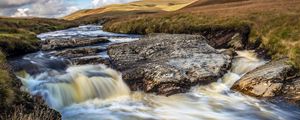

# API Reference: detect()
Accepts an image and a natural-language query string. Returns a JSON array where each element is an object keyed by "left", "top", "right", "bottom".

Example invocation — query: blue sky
[{"left": 0, "top": 0, "right": 138, "bottom": 18}]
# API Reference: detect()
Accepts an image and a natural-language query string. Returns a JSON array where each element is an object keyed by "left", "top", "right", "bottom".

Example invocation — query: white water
[
  {"left": 21, "top": 65, "right": 130, "bottom": 110},
  {"left": 20, "top": 50, "right": 299, "bottom": 120},
  {"left": 37, "top": 25, "right": 140, "bottom": 40},
  {"left": 15, "top": 25, "right": 300, "bottom": 120}
]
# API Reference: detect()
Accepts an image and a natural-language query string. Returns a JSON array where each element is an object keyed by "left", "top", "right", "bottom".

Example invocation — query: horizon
[{"left": 0, "top": 0, "right": 139, "bottom": 18}]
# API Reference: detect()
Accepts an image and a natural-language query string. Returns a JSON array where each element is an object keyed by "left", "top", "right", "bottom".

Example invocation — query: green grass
[{"left": 0, "top": 17, "right": 78, "bottom": 56}]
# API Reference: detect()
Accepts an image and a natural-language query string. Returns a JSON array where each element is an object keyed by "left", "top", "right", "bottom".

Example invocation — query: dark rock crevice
[{"left": 196, "top": 25, "right": 251, "bottom": 50}]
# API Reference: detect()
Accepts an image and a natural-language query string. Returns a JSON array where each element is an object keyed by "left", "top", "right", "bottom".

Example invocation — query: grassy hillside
[
  {"left": 103, "top": 0, "right": 300, "bottom": 68},
  {"left": 64, "top": 0, "right": 197, "bottom": 20}
]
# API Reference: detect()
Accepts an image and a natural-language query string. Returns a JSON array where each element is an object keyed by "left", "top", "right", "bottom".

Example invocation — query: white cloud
[
  {"left": 12, "top": 8, "right": 30, "bottom": 17},
  {"left": 0, "top": 0, "right": 35, "bottom": 8},
  {"left": 92, "top": 0, "right": 139, "bottom": 8}
]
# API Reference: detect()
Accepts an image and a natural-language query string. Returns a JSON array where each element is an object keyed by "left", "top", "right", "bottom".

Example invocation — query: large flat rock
[{"left": 108, "top": 34, "right": 232, "bottom": 95}]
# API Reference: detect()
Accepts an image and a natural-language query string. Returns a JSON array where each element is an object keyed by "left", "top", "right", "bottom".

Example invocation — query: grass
[
  {"left": 0, "top": 17, "right": 77, "bottom": 56},
  {"left": 1, "top": 105, "right": 61, "bottom": 120},
  {"left": 0, "top": 53, "right": 14, "bottom": 109},
  {"left": 0, "top": 17, "right": 77, "bottom": 119},
  {"left": 103, "top": 0, "right": 300, "bottom": 68}
]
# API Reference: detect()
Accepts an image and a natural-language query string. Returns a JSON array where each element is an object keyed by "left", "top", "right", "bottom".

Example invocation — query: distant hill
[{"left": 64, "top": 0, "right": 197, "bottom": 20}]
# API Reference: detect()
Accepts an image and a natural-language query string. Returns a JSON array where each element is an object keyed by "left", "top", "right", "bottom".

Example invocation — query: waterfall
[
  {"left": 21, "top": 65, "right": 130, "bottom": 110},
  {"left": 195, "top": 50, "right": 267, "bottom": 94},
  {"left": 19, "top": 50, "right": 298, "bottom": 120}
]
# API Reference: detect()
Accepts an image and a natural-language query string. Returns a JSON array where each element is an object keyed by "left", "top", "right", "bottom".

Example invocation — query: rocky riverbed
[{"left": 9, "top": 25, "right": 300, "bottom": 120}]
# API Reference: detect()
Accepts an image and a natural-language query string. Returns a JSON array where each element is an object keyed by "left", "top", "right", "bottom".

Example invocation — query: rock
[
  {"left": 282, "top": 78, "right": 300, "bottom": 104},
  {"left": 41, "top": 37, "right": 109, "bottom": 51},
  {"left": 53, "top": 47, "right": 106, "bottom": 58},
  {"left": 231, "top": 58, "right": 297, "bottom": 98},
  {"left": 108, "top": 34, "right": 232, "bottom": 95},
  {"left": 202, "top": 25, "right": 250, "bottom": 50},
  {"left": 50, "top": 47, "right": 110, "bottom": 66},
  {"left": 70, "top": 56, "right": 111, "bottom": 66}
]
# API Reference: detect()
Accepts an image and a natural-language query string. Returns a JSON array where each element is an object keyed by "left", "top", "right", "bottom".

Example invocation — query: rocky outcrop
[
  {"left": 282, "top": 78, "right": 300, "bottom": 104},
  {"left": 53, "top": 47, "right": 106, "bottom": 58},
  {"left": 231, "top": 58, "right": 299, "bottom": 100},
  {"left": 108, "top": 34, "right": 232, "bottom": 95},
  {"left": 41, "top": 37, "right": 109, "bottom": 51},
  {"left": 50, "top": 47, "right": 109, "bottom": 66},
  {"left": 202, "top": 26, "right": 250, "bottom": 50},
  {"left": 71, "top": 57, "right": 110, "bottom": 66}
]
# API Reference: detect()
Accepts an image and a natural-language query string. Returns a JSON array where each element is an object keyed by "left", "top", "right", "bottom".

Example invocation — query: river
[{"left": 10, "top": 25, "right": 300, "bottom": 120}]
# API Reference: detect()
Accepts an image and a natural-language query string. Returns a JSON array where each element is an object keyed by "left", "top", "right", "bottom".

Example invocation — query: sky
[{"left": 0, "top": 0, "right": 138, "bottom": 18}]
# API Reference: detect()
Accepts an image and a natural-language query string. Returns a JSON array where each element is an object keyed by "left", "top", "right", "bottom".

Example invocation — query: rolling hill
[{"left": 64, "top": 0, "right": 197, "bottom": 20}]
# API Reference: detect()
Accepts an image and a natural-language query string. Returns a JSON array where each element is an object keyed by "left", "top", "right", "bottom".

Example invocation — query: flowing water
[{"left": 13, "top": 25, "right": 300, "bottom": 120}]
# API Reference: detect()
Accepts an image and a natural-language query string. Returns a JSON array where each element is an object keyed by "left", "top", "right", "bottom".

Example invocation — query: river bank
[{"left": 8, "top": 25, "right": 300, "bottom": 120}]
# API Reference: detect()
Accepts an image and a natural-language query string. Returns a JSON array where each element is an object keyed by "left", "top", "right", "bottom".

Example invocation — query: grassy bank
[
  {"left": 0, "top": 17, "right": 77, "bottom": 119},
  {"left": 0, "top": 17, "right": 77, "bottom": 56},
  {"left": 103, "top": 0, "right": 300, "bottom": 68}
]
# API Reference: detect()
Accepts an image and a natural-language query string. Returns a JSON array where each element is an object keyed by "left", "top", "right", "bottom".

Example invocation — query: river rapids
[{"left": 12, "top": 25, "right": 300, "bottom": 120}]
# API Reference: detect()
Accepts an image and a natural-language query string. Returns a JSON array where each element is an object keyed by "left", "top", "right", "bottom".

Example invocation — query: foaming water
[
  {"left": 21, "top": 65, "right": 130, "bottom": 110},
  {"left": 37, "top": 25, "right": 140, "bottom": 40},
  {"left": 20, "top": 50, "right": 300, "bottom": 120}
]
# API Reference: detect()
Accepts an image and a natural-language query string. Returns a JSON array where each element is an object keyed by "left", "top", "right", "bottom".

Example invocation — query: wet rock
[
  {"left": 9, "top": 57, "right": 68, "bottom": 75},
  {"left": 70, "top": 56, "right": 111, "bottom": 66},
  {"left": 108, "top": 34, "right": 232, "bottom": 95},
  {"left": 41, "top": 37, "right": 109, "bottom": 51},
  {"left": 231, "top": 58, "right": 297, "bottom": 98},
  {"left": 282, "top": 78, "right": 300, "bottom": 104},
  {"left": 50, "top": 47, "right": 110, "bottom": 66},
  {"left": 53, "top": 47, "right": 106, "bottom": 58}
]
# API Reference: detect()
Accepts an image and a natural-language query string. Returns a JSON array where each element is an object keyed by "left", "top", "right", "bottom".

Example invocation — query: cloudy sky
[{"left": 0, "top": 0, "right": 138, "bottom": 18}]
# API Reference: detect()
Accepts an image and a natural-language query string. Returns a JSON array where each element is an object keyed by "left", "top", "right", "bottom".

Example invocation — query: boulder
[
  {"left": 53, "top": 47, "right": 106, "bottom": 58},
  {"left": 231, "top": 58, "right": 297, "bottom": 98},
  {"left": 41, "top": 37, "right": 109, "bottom": 51},
  {"left": 70, "top": 56, "right": 111, "bottom": 66},
  {"left": 108, "top": 34, "right": 232, "bottom": 95},
  {"left": 282, "top": 77, "right": 300, "bottom": 104}
]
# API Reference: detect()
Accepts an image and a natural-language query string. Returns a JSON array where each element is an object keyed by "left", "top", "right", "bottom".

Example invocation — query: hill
[{"left": 64, "top": 0, "right": 197, "bottom": 20}]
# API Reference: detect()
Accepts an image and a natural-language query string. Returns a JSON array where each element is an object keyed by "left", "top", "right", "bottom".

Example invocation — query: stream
[{"left": 10, "top": 25, "right": 300, "bottom": 120}]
